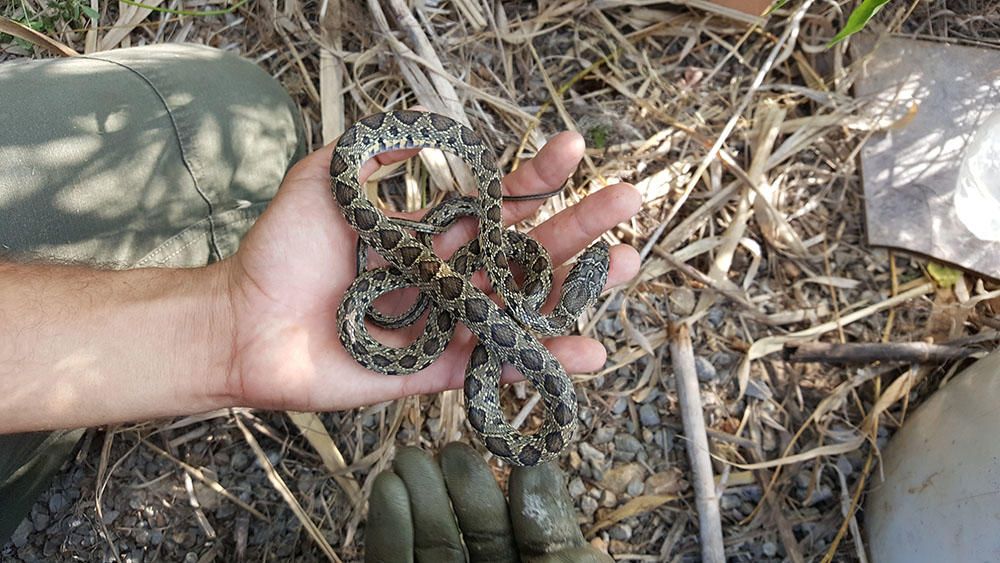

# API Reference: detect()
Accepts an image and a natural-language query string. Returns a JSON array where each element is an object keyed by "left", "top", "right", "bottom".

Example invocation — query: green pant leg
[{"left": 0, "top": 44, "right": 306, "bottom": 546}]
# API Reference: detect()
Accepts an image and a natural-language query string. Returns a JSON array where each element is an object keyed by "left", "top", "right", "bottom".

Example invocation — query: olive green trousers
[{"left": 0, "top": 44, "right": 306, "bottom": 545}]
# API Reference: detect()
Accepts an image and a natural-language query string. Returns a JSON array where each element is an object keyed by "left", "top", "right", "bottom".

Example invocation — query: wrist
[{"left": 189, "top": 260, "right": 240, "bottom": 412}]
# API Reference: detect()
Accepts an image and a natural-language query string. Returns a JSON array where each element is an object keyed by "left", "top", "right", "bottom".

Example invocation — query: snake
[{"left": 330, "top": 110, "right": 609, "bottom": 466}]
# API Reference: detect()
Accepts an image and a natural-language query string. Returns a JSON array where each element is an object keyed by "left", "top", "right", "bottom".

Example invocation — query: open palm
[{"left": 220, "top": 131, "right": 641, "bottom": 412}]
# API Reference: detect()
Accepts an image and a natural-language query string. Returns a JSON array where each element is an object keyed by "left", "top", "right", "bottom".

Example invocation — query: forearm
[{"left": 0, "top": 261, "right": 235, "bottom": 433}]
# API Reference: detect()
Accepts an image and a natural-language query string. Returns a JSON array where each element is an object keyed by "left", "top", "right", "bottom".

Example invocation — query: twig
[
  {"left": 638, "top": 0, "right": 815, "bottom": 262},
  {"left": 143, "top": 441, "right": 269, "bottom": 522},
  {"left": 0, "top": 16, "right": 78, "bottom": 56},
  {"left": 234, "top": 413, "right": 344, "bottom": 563},
  {"left": 670, "top": 322, "right": 725, "bottom": 563},
  {"left": 783, "top": 342, "right": 977, "bottom": 364},
  {"left": 319, "top": 0, "right": 345, "bottom": 143},
  {"left": 657, "top": 249, "right": 775, "bottom": 325}
]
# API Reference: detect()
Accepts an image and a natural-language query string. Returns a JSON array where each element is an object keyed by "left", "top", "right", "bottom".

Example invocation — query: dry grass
[{"left": 4, "top": 0, "right": 1000, "bottom": 561}]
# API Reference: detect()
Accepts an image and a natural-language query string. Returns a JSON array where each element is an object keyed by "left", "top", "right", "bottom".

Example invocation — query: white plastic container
[
  {"left": 954, "top": 111, "right": 1000, "bottom": 241},
  {"left": 865, "top": 349, "right": 1000, "bottom": 562}
]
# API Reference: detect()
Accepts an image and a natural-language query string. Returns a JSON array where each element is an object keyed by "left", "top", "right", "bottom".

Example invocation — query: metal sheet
[{"left": 857, "top": 36, "right": 1000, "bottom": 279}]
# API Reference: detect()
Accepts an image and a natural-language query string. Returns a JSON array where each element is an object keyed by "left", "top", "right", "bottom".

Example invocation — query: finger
[
  {"left": 438, "top": 443, "right": 519, "bottom": 562},
  {"left": 500, "top": 131, "right": 586, "bottom": 224},
  {"left": 508, "top": 463, "right": 592, "bottom": 558},
  {"left": 383, "top": 333, "right": 607, "bottom": 400},
  {"left": 278, "top": 133, "right": 421, "bottom": 198},
  {"left": 410, "top": 132, "right": 586, "bottom": 258},
  {"left": 392, "top": 447, "right": 466, "bottom": 562},
  {"left": 498, "top": 335, "right": 606, "bottom": 385},
  {"left": 529, "top": 183, "right": 641, "bottom": 267},
  {"left": 366, "top": 471, "right": 416, "bottom": 563},
  {"left": 358, "top": 148, "right": 422, "bottom": 184}
]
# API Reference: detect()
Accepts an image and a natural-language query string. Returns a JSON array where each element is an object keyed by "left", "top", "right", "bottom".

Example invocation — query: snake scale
[{"left": 330, "top": 110, "right": 609, "bottom": 466}]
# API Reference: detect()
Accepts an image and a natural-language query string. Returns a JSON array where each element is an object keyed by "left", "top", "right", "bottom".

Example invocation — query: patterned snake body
[{"left": 330, "top": 110, "right": 609, "bottom": 466}]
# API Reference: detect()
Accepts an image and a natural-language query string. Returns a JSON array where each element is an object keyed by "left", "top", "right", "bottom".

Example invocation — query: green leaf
[
  {"left": 81, "top": 5, "right": 99, "bottom": 20},
  {"left": 927, "top": 262, "right": 963, "bottom": 288},
  {"left": 767, "top": 0, "right": 790, "bottom": 15},
  {"left": 828, "top": 0, "right": 892, "bottom": 46},
  {"left": 587, "top": 126, "right": 608, "bottom": 150}
]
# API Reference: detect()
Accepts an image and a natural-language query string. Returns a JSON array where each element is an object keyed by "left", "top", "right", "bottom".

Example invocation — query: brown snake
[{"left": 330, "top": 110, "right": 609, "bottom": 466}]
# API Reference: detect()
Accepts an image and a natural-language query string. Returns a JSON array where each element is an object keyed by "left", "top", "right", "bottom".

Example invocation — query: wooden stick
[
  {"left": 670, "top": 322, "right": 725, "bottom": 563},
  {"left": 782, "top": 342, "right": 975, "bottom": 364}
]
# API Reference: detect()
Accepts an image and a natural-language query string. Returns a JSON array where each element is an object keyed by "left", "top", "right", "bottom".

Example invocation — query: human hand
[
  {"left": 366, "top": 443, "right": 611, "bottom": 563},
  {"left": 219, "top": 126, "right": 641, "bottom": 412}
]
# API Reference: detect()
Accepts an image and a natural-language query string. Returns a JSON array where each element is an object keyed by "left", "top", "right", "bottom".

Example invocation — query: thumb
[{"left": 508, "top": 463, "right": 613, "bottom": 563}]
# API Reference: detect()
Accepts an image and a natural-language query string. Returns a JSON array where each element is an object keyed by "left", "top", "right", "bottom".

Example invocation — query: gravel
[
  {"left": 638, "top": 404, "right": 662, "bottom": 426},
  {"left": 694, "top": 356, "right": 718, "bottom": 382}
]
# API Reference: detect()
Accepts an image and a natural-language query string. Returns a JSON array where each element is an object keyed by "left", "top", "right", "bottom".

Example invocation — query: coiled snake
[{"left": 330, "top": 110, "right": 609, "bottom": 466}]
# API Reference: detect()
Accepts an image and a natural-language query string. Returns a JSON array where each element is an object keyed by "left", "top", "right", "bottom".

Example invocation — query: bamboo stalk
[{"left": 670, "top": 322, "right": 725, "bottom": 563}]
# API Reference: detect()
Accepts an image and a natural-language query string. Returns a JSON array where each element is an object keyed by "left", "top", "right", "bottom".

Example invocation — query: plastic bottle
[{"left": 954, "top": 111, "right": 1000, "bottom": 241}]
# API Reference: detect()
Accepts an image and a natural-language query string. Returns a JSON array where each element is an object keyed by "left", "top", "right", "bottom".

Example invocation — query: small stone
[
  {"left": 762, "top": 428, "right": 777, "bottom": 452},
  {"left": 745, "top": 379, "right": 773, "bottom": 401},
  {"left": 738, "top": 486, "right": 763, "bottom": 503},
  {"left": 794, "top": 471, "right": 812, "bottom": 490},
  {"left": 150, "top": 530, "right": 164, "bottom": 546},
  {"left": 47, "top": 494, "right": 66, "bottom": 514},
  {"left": 579, "top": 443, "right": 606, "bottom": 466},
  {"left": 669, "top": 286, "right": 696, "bottom": 315},
  {"left": 600, "top": 490, "right": 618, "bottom": 508},
  {"left": 567, "top": 450, "right": 582, "bottom": 470},
  {"left": 807, "top": 485, "right": 834, "bottom": 505},
  {"left": 597, "top": 318, "right": 618, "bottom": 336},
  {"left": 134, "top": 529, "right": 151, "bottom": 546},
  {"left": 609, "top": 523, "right": 632, "bottom": 541},
  {"left": 125, "top": 549, "right": 145, "bottom": 563},
  {"left": 184, "top": 553, "right": 198, "bottom": 563},
  {"left": 638, "top": 404, "right": 661, "bottom": 427},
  {"left": 592, "top": 427, "right": 615, "bottom": 445},
  {"left": 568, "top": 477, "right": 586, "bottom": 498},
  {"left": 608, "top": 539, "right": 629, "bottom": 554},
  {"left": 626, "top": 479, "right": 644, "bottom": 497},
  {"left": 611, "top": 397, "right": 628, "bottom": 415},
  {"left": 216, "top": 503, "right": 235, "bottom": 520},
  {"left": 645, "top": 469, "right": 685, "bottom": 495},
  {"left": 580, "top": 496, "right": 599, "bottom": 517},
  {"left": 11, "top": 520, "right": 32, "bottom": 548},
  {"left": 43, "top": 537, "right": 60, "bottom": 557},
  {"left": 265, "top": 451, "right": 282, "bottom": 467},
  {"left": 836, "top": 456, "right": 854, "bottom": 477},
  {"left": 601, "top": 463, "right": 645, "bottom": 495},
  {"left": 614, "top": 434, "right": 643, "bottom": 454},
  {"left": 102, "top": 510, "right": 119, "bottom": 526},
  {"left": 32, "top": 511, "right": 49, "bottom": 532},
  {"left": 230, "top": 451, "right": 250, "bottom": 471},
  {"left": 707, "top": 307, "right": 725, "bottom": 327},
  {"left": 694, "top": 356, "right": 718, "bottom": 382},
  {"left": 720, "top": 493, "right": 741, "bottom": 510},
  {"left": 762, "top": 541, "right": 778, "bottom": 557}
]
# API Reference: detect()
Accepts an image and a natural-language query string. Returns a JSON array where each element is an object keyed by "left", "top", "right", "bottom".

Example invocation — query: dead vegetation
[{"left": 3, "top": 0, "right": 1000, "bottom": 561}]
